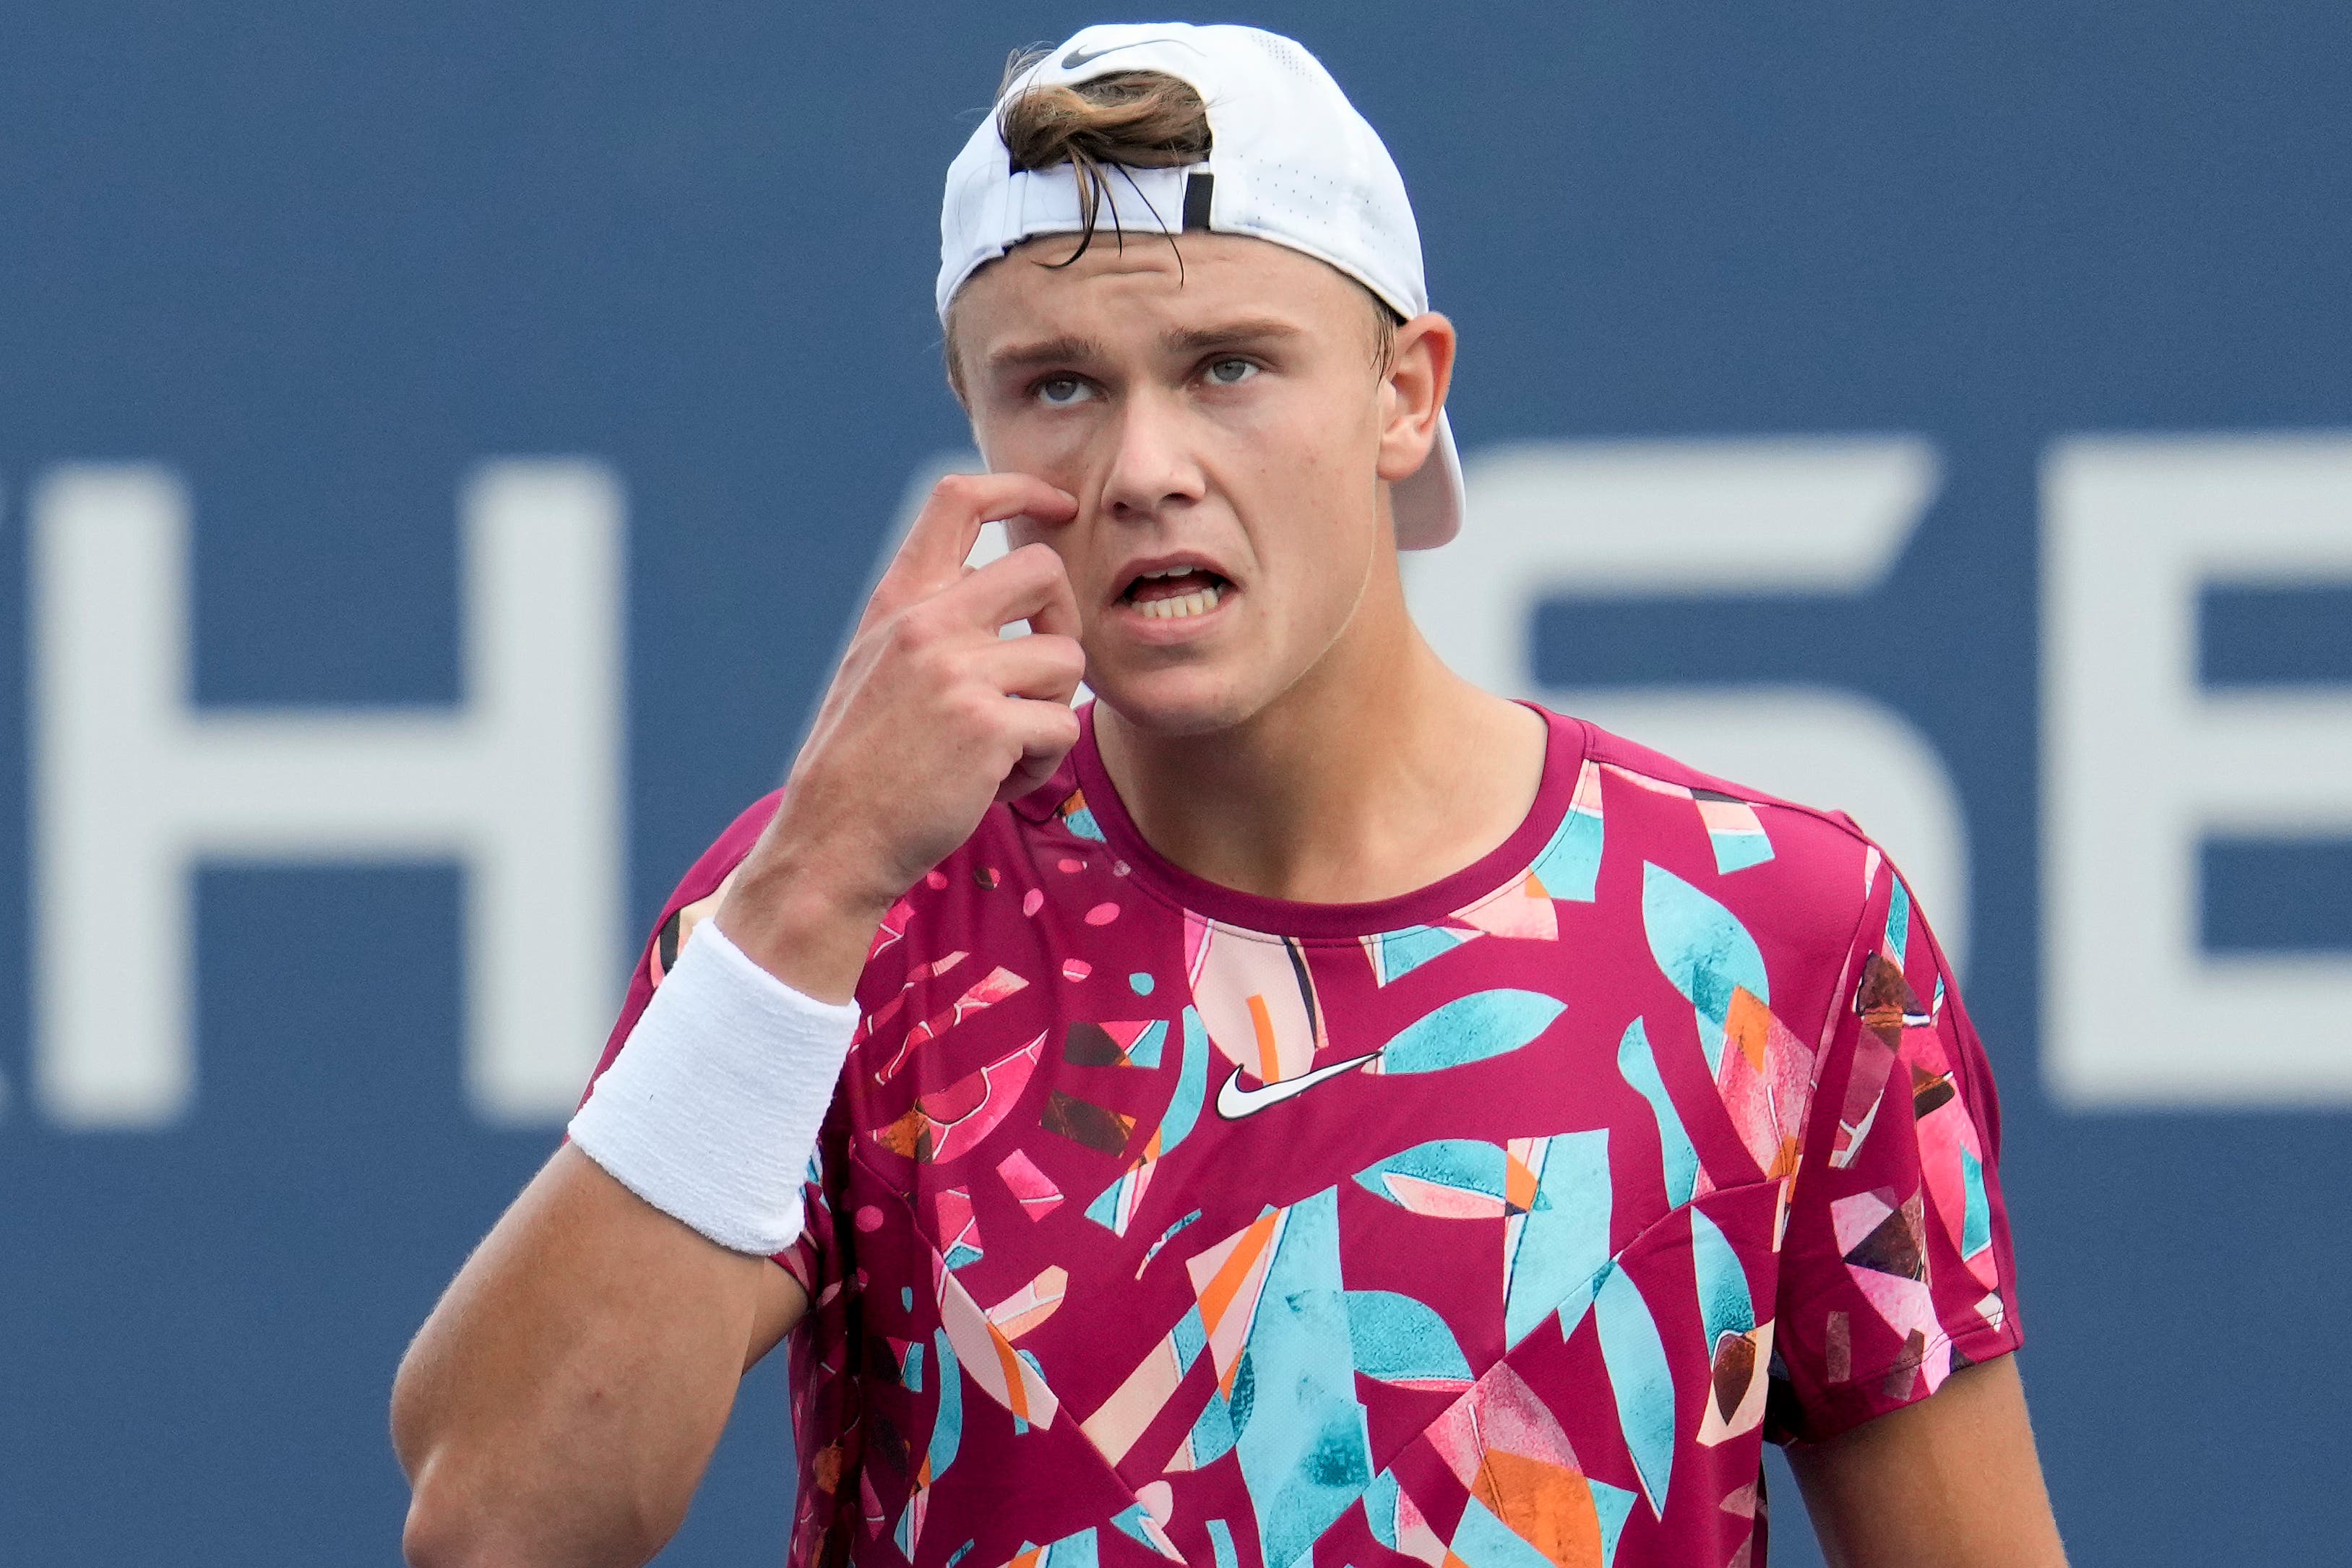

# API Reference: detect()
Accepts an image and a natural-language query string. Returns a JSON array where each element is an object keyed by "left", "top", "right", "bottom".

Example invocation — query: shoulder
[
  {"left": 1576, "top": 718, "right": 1879, "bottom": 862},
  {"left": 1563, "top": 712, "right": 1893, "bottom": 1017}
]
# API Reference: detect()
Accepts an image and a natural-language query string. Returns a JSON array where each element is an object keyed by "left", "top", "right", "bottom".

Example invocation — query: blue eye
[
  {"left": 1206, "top": 358, "right": 1257, "bottom": 385},
  {"left": 1036, "top": 376, "right": 1092, "bottom": 406}
]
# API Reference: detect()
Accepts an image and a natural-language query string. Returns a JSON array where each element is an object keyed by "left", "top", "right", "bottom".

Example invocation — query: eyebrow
[
  {"left": 1163, "top": 318, "right": 1304, "bottom": 354},
  {"left": 984, "top": 335, "right": 1109, "bottom": 374}
]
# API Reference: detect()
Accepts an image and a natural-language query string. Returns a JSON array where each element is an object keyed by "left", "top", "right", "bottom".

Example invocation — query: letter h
[{"left": 30, "top": 462, "right": 624, "bottom": 1128}]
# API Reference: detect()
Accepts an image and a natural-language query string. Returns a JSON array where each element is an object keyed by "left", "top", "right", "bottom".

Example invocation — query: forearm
[{"left": 392, "top": 1144, "right": 800, "bottom": 1568}]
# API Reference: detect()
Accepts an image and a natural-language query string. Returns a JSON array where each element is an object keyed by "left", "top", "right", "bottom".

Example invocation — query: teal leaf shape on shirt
[
  {"left": 1690, "top": 1208, "right": 1755, "bottom": 1353},
  {"left": 1641, "top": 862, "right": 1768, "bottom": 1076},
  {"left": 1593, "top": 1262, "right": 1676, "bottom": 1517},
  {"left": 1379, "top": 990, "right": 1567, "bottom": 1074},
  {"left": 1616, "top": 1017, "right": 1702, "bottom": 1207},
  {"left": 1345, "top": 1289, "right": 1473, "bottom": 1387}
]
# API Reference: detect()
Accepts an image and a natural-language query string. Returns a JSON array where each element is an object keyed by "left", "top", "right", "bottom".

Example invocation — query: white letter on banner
[
  {"left": 1408, "top": 437, "right": 1968, "bottom": 968},
  {"left": 2043, "top": 436, "right": 2352, "bottom": 1106},
  {"left": 32, "top": 462, "right": 624, "bottom": 1129}
]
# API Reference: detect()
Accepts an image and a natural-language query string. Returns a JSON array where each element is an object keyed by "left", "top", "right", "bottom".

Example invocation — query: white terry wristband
[{"left": 569, "top": 917, "right": 861, "bottom": 1255}]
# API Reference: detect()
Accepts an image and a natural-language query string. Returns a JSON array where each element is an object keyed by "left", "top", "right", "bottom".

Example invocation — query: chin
[{"left": 1087, "top": 660, "right": 1274, "bottom": 739}]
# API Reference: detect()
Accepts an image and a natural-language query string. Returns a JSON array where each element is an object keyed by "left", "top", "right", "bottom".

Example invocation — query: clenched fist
[{"left": 715, "top": 473, "right": 1085, "bottom": 1001}]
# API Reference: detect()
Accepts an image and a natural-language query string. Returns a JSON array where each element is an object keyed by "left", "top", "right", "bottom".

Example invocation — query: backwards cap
[{"left": 937, "top": 22, "right": 1464, "bottom": 549}]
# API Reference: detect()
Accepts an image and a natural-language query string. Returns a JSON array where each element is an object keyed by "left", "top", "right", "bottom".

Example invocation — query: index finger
[
  {"left": 881, "top": 473, "right": 1077, "bottom": 604},
  {"left": 938, "top": 540, "right": 1085, "bottom": 642}
]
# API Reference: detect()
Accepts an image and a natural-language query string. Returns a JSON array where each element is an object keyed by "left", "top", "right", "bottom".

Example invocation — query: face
[{"left": 949, "top": 231, "right": 1450, "bottom": 736}]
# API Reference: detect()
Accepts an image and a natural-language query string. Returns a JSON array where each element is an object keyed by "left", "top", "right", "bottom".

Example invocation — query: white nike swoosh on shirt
[{"left": 1214, "top": 1051, "right": 1381, "bottom": 1119}]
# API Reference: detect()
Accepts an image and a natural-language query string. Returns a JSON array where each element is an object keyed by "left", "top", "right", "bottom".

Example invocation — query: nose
[{"left": 1098, "top": 386, "right": 1206, "bottom": 523}]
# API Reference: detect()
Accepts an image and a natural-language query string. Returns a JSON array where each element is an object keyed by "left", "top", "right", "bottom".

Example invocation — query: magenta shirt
[{"left": 586, "top": 705, "right": 2022, "bottom": 1568}]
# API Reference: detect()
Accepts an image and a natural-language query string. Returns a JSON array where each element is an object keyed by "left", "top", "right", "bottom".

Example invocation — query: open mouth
[{"left": 1119, "top": 566, "right": 1231, "bottom": 621}]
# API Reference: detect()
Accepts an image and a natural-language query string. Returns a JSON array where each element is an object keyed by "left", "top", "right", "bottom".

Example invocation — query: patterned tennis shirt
[{"left": 583, "top": 703, "right": 2023, "bottom": 1568}]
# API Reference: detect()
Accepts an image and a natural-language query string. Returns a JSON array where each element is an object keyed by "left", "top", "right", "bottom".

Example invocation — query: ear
[{"left": 1375, "top": 311, "right": 1457, "bottom": 484}]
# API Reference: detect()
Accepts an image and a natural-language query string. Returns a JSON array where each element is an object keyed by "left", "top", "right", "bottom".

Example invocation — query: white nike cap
[{"left": 937, "top": 22, "right": 1465, "bottom": 549}]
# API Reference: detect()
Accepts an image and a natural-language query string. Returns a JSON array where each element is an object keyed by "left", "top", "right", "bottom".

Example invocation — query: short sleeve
[
  {"left": 1766, "top": 856, "right": 2025, "bottom": 1444},
  {"left": 574, "top": 791, "right": 833, "bottom": 1286}
]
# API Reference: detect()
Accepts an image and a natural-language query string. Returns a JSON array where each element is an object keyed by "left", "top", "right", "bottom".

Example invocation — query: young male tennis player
[{"left": 394, "top": 24, "right": 2067, "bottom": 1568}]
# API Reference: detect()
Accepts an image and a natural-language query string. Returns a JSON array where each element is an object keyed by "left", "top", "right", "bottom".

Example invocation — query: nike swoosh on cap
[
  {"left": 1213, "top": 1051, "right": 1379, "bottom": 1119},
  {"left": 1061, "top": 38, "right": 1179, "bottom": 69}
]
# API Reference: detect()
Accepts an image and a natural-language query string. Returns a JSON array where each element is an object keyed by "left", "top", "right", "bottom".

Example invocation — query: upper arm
[{"left": 1786, "top": 1355, "right": 2067, "bottom": 1568}]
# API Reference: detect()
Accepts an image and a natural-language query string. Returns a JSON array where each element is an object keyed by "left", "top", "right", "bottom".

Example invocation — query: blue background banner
[{"left": 5, "top": 4, "right": 2349, "bottom": 1561}]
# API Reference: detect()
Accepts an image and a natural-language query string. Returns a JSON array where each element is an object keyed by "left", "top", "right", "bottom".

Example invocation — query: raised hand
[{"left": 716, "top": 473, "right": 1085, "bottom": 1001}]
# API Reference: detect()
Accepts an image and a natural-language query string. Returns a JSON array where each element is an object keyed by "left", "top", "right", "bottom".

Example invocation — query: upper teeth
[
  {"left": 1138, "top": 583, "right": 1223, "bottom": 619},
  {"left": 1140, "top": 567, "right": 1192, "bottom": 579}
]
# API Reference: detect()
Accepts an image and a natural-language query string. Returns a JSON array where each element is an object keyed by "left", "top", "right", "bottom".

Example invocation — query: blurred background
[{"left": 5, "top": 2, "right": 2350, "bottom": 1562}]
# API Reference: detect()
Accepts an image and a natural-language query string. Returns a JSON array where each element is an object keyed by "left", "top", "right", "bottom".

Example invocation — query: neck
[{"left": 1093, "top": 560, "right": 1548, "bottom": 906}]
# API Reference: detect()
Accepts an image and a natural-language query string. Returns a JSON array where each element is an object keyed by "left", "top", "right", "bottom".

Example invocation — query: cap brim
[{"left": 1392, "top": 410, "right": 1464, "bottom": 549}]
